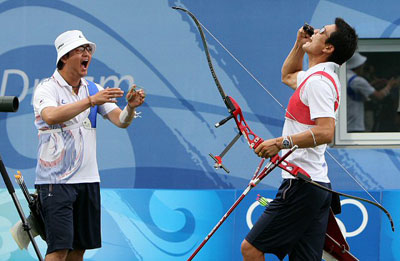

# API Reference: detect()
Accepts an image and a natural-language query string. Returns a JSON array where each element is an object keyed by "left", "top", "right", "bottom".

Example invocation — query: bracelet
[
  {"left": 288, "top": 135, "right": 294, "bottom": 147},
  {"left": 87, "top": 96, "right": 95, "bottom": 107},
  {"left": 308, "top": 128, "right": 317, "bottom": 146}
]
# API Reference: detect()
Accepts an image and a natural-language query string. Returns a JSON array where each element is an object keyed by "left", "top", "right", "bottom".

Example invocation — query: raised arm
[
  {"left": 106, "top": 86, "right": 146, "bottom": 128},
  {"left": 281, "top": 26, "right": 312, "bottom": 89},
  {"left": 41, "top": 87, "right": 124, "bottom": 125},
  {"left": 41, "top": 98, "right": 92, "bottom": 125}
]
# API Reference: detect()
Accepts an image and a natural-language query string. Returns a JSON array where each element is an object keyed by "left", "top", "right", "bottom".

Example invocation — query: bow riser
[
  {"left": 210, "top": 96, "right": 264, "bottom": 172},
  {"left": 228, "top": 96, "right": 264, "bottom": 149}
]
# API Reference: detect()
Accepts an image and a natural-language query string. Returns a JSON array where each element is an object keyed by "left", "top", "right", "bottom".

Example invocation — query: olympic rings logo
[
  {"left": 246, "top": 198, "right": 368, "bottom": 238},
  {"left": 335, "top": 199, "right": 368, "bottom": 238}
]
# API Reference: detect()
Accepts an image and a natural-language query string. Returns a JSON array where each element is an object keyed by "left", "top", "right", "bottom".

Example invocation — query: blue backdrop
[{"left": 0, "top": 0, "right": 399, "bottom": 260}]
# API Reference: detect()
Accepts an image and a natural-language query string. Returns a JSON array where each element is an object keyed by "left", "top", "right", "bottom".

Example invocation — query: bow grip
[{"left": 252, "top": 138, "right": 264, "bottom": 150}]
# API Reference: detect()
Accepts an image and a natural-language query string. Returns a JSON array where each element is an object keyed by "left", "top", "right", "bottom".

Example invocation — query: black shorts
[
  {"left": 37, "top": 183, "right": 101, "bottom": 255},
  {"left": 246, "top": 179, "right": 332, "bottom": 261}
]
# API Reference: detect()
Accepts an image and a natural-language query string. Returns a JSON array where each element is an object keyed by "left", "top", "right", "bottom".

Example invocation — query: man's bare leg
[
  {"left": 45, "top": 249, "right": 68, "bottom": 261},
  {"left": 66, "top": 249, "right": 85, "bottom": 261},
  {"left": 241, "top": 239, "right": 265, "bottom": 261}
]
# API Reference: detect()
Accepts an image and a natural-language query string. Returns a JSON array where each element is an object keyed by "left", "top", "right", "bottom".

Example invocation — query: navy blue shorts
[
  {"left": 37, "top": 183, "right": 101, "bottom": 255},
  {"left": 246, "top": 179, "right": 332, "bottom": 260}
]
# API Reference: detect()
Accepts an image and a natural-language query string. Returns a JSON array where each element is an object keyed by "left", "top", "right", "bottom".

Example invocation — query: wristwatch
[{"left": 281, "top": 137, "right": 291, "bottom": 149}]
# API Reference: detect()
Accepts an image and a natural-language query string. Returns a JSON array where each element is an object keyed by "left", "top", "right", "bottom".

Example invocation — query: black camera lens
[
  {"left": 0, "top": 96, "right": 19, "bottom": 112},
  {"left": 303, "top": 23, "right": 314, "bottom": 36}
]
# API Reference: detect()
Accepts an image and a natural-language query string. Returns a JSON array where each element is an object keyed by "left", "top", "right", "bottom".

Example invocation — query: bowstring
[
  {"left": 199, "top": 21, "right": 288, "bottom": 113},
  {"left": 197, "top": 20, "right": 381, "bottom": 206}
]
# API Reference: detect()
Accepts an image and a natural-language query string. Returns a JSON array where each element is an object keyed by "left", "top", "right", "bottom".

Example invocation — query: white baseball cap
[
  {"left": 54, "top": 30, "right": 96, "bottom": 65},
  {"left": 347, "top": 52, "right": 367, "bottom": 69}
]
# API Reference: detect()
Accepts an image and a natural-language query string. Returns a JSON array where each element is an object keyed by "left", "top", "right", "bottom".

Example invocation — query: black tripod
[
  {"left": 0, "top": 155, "right": 43, "bottom": 261},
  {"left": 0, "top": 96, "right": 43, "bottom": 260}
]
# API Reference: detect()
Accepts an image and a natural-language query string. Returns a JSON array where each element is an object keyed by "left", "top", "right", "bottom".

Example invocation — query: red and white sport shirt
[{"left": 281, "top": 62, "right": 340, "bottom": 183}]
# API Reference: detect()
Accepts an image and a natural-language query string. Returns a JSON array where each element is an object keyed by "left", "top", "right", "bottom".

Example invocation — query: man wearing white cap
[
  {"left": 30, "top": 30, "right": 145, "bottom": 260},
  {"left": 346, "top": 52, "right": 398, "bottom": 132}
]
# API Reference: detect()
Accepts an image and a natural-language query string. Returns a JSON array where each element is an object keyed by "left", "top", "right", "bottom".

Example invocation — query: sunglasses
[{"left": 74, "top": 45, "right": 93, "bottom": 54}]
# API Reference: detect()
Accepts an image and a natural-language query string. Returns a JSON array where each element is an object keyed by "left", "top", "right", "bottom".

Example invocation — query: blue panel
[
  {"left": 0, "top": 189, "right": 399, "bottom": 260},
  {"left": 380, "top": 190, "right": 400, "bottom": 261},
  {"left": 95, "top": 189, "right": 237, "bottom": 260},
  {"left": 0, "top": 0, "right": 398, "bottom": 192}
]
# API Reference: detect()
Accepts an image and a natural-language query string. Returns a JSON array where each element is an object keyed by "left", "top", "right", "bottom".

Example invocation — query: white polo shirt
[
  {"left": 33, "top": 70, "right": 118, "bottom": 184},
  {"left": 281, "top": 62, "right": 340, "bottom": 183}
]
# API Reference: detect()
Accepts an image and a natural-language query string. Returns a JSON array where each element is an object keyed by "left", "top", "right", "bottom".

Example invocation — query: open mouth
[{"left": 81, "top": 60, "right": 89, "bottom": 69}]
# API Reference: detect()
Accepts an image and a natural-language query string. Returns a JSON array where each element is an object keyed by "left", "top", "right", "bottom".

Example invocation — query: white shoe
[{"left": 10, "top": 215, "right": 40, "bottom": 249}]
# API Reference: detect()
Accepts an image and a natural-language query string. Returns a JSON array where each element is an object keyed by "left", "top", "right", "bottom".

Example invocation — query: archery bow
[
  {"left": 172, "top": 6, "right": 395, "bottom": 232},
  {"left": 172, "top": 6, "right": 263, "bottom": 173}
]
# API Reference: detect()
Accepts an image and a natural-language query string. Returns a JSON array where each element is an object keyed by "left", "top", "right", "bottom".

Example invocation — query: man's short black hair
[
  {"left": 56, "top": 53, "right": 69, "bottom": 70},
  {"left": 326, "top": 18, "right": 358, "bottom": 65}
]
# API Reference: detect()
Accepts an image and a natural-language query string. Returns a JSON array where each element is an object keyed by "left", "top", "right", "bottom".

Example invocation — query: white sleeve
[
  {"left": 350, "top": 76, "right": 375, "bottom": 99},
  {"left": 303, "top": 79, "right": 337, "bottom": 120},
  {"left": 296, "top": 71, "right": 306, "bottom": 89},
  {"left": 95, "top": 84, "right": 119, "bottom": 116},
  {"left": 33, "top": 82, "right": 58, "bottom": 116}
]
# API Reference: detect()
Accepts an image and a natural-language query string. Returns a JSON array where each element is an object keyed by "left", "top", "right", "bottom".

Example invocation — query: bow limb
[
  {"left": 308, "top": 180, "right": 394, "bottom": 232},
  {"left": 173, "top": 7, "right": 264, "bottom": 172},
  {"left": 172, "top": 7, "right": 227, "bottom": 102},
  {"left": 270, "top": 154, "right": 395, "bottom": 232}
]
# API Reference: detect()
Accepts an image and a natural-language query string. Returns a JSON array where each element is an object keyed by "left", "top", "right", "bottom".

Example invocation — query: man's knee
[
  {"left": 45, "top": 249, "right": 68, "bottom": 261},
  {"left": 71, "top": 249, "right": 85, "bottom": 255},
  {"left": 66, "top": 249, "right": 85, "bottom": 261},
  {"left": 241, "top": 239, "right": 263, "bottom": 258},
  {"left": 241, "top": 239, "right": 251, "bottom": 255}
]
